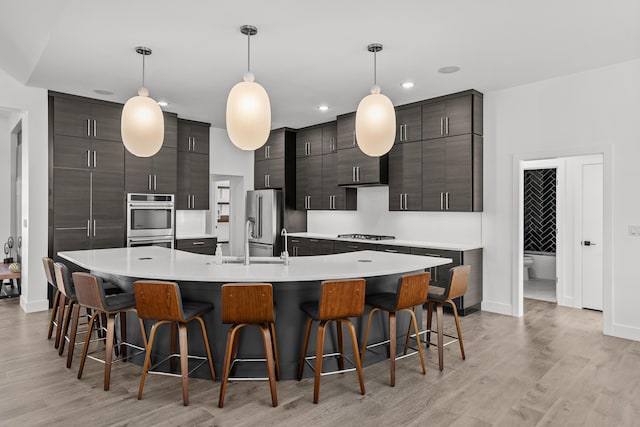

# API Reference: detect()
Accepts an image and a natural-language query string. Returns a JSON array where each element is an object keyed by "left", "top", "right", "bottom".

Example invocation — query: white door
[{"left": 581, "top": 163, "right": 603, "bottom": 310}]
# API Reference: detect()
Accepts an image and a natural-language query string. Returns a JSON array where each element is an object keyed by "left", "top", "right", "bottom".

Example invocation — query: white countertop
[
  {"left": 287, "top": 232, "right": 482, "bottom": 251},
  {"left": 58, "top": 247, "right": 451, "bottom": 283}
]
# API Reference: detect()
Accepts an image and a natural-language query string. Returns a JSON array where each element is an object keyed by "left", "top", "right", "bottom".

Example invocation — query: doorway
[
  {"left": 518, "top": 154, "right": 604, "bottom": 314},
  {"left": 210, "top": 175, "right": 245, "bottom": 257}
]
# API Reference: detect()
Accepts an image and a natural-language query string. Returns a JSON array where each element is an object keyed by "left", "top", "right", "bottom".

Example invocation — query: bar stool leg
[
  {"left": 48, "top": 290, "right": 61, "bottom": 340},
  {"left": 219, "top": 324, "right": 241, "bottom": 408},
  {"left": 78, "top": 312, "right": 99, "bottom": 379},
  {"left": 345, "top": 320, "right": 365, "bottom": 396},
  {"left": 138, "top": 321, "right": 162, "bottom": 400},
  {"left": 59, "top": 300, "right": 75, "bottom": 356},
  {"left": 313, "top": 320, "right": 328, "bottom": 404},
  {"left": 360, "top": 307, "right": 379, "bottom": 362},
  {"left": 406, "top": 308, "right": 426, "bottom": 375},
  {"left": 449, "top": 300, "right": 465, "bottom": 359},
  {"left": 178, "top": 323, "right": 189, "bottom": 406},
  {"left": 426, "top": 301, "right": 434, "bottom": 349},
  {"left": 403, "top": 307, "right": 415, "bottom": 356},
  {"left": 66, "top": 303, "right": 81, "bottom": 368},
  {"left": 389, "top": 312, "right": 396, "bottom": 387},
  {"left": 170, "top": 322, "right": 178, "bottom": 372},
  {"left": 436, "top": 303, "right": 444, "bottom": 371},
  {"left": 104, "top": 313, "right": 116, "bottom": 390},
  {"left": 269, "top": 322, "right": 280, "bottom": 381},
  {"left": 336, "top": 320, "right": 345, "bottom": 371},
  {"left": 196, "top": 317, "right": 216, "bottom": 380},
  {"left": 260, "top": 324, "right": 278, "bottom": 407},
  {"left": 297, "top": 318, "right": 313, "bottom": 381},
  {"left": 54, "top": 295, "right": 67, "bottom": 349},
  {"left": 120, "top": 312, "right": 128, "bottom": 359}
]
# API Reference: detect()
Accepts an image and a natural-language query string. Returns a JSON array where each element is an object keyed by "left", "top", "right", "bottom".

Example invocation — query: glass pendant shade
[
  {"left": 226, "top": 72, "right": 271, "bottom": 150},
  {"left": 121, "top": 87, "right": 165, "bottom": 157},
  {"left": 355, "top": 88, "right": 396, "bottom": 157}
]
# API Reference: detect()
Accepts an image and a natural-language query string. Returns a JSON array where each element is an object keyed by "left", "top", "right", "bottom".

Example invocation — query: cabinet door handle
[
  {"left": 193, "top": 138, "right": 196, "bottom": 152},
  {"left": 93, "top": 119, "right": 97, "bottom": 137},
  {"left": 266, "top": 145, "right": 270, "bottom": 159},
  {"left": 87, "top": 150, "right": 91, "bottom": 167},
  {"left": 93, "top": 220, "right": 96, "bottom": 237},
  {"left": 87, "top": 219, "right": 90, "bottom": 237},
  {"left": 445, "top": 192, "right": 450, "bottom": 210},
  {"left": 148, "top": 174, "right": 152, "bottom": 190},
  {"left": 87, "top": 119, "right": 91, "bottom": 137},
  {"left": 352, "top": 130, "right": 356, "bottom": 146},
  {"left": 192, "top": 195, "right": 196, "bottom": 209},
  {"left": 357, "top": 166, "right": 361, "bottom": 182},
  {"left": 405, "top": 124, "right": 409, "bottom": 141},
  {"left": 440, "top": 192, "right": 444, "bottom": 210},
  {"left": 93, "top": 150, "right": 97, "bottom": 168},
  {"left": 153, "top": 174, "right": 157, "bottom": 190},
  {"left": 352, "top": 166, "right": 356, "bottom": 182},
  {"left": 187, "top": 195, "right": 191, "bottom": 209},
  {"left": 192, "top": 241, "right": 205, "bottom": 246},
  {"left": 267, "top": 175, "right": 271, "bottom": 187},
  {"left": 445, "top": 116, "right": 449, "bottom": 135},
  {"left": 440, "top": 117, "right": 444, "bottom": 135},
  {"left": 385, "top": 249, "right": 398, "bottom": 253}
]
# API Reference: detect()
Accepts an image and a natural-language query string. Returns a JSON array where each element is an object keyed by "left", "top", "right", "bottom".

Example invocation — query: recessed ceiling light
[
  {"left": 157, "top": 101, "right": 169, "bottom": 107},
  {"left": 438, "top": 66, "right": 461, "bottom": 74},
  {"left": 317, "top": 105, "right": 329, "bottom": 112},
  {"left": 401, "top": 81, "right": 415, "bottom": 89},
  {"left": 93, "top": 89, "right": 114, "bottom": 95}
]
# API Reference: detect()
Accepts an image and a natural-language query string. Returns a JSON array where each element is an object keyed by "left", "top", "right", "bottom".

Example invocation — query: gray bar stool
[
  {"left": 133, "top": 280, "right": 215, "bottom": 406},
  {"left": 360, "top": 271, "right": 430, "bottom": 386},
  {"left": 297, "top": 278, "right": 366, "bottom": 404}
]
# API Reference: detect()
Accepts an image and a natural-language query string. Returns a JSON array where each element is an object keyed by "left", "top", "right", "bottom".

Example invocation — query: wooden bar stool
[
  {"left": 360, "top": 271, "right": 430, "bottom": 387},
  {"left": 218, "top": 283, "right": 279, "bottom": 408},
  {"left": 409, "top": 265, "right": 470, "bottom": 371},
  {"left": 133, "top": 280, "right": 216, "bottom": 406},
  {"left": 297, "top": 278, "right": 366, "bottom": 404},
  {"left": 73, "top": 272, "right": 147, "bottom": 390},
  {"left": 42, "top": 258, "right": 62, "bottom": 345}
]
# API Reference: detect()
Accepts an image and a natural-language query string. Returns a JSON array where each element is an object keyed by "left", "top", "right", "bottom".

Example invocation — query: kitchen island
[{"left": 59, "top": 247, "right": 452, "bottom": 379}]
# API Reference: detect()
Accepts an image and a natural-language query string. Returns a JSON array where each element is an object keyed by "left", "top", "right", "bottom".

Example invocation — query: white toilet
[{"left": 523, "top": 255, "right": 534, "bottom": 280}]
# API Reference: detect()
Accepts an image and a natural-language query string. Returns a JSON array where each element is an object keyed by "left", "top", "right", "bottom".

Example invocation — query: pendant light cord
[
  {"left": 373, "top": 49, "right": 377, "bottom": 86},
  {"left": 141, "top": 53, "right": 146, "bottom": 88},
  {"left": 247, "top": 32, "right": 251, "bottom": 73}
]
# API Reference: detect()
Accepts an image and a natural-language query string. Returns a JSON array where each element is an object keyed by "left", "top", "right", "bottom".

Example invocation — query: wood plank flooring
[{"left": 1, "top": 297, "right": 639, "bottom": 426}]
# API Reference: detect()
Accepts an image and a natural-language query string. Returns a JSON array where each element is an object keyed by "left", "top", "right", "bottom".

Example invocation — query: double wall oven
[{"left": 126, "top": 194, "right": 175, "bottom": 248}]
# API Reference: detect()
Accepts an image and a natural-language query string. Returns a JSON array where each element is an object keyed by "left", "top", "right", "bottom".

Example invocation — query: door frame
[{"left": 512, "top": 145, "right": 613, "bottom": 336}]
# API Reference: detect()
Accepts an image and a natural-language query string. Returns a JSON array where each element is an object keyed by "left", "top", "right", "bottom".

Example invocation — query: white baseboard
[
  {"left": 609, "top": 322, "right": 640, "bottom": 342},
  {"left": 481, "top": 300, "right": 513, "bottom": 316},
  {"left": 20, "top": 298, "right": 50, "bottom": 313}
]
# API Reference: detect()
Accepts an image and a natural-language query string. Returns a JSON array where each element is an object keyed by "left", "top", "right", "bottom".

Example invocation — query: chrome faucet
[
  {"left": 280, "top": 228, "right": 290, "bottom": 265},
  {"left": 244, "top": 219, "right": 254, "bottom": 265}
]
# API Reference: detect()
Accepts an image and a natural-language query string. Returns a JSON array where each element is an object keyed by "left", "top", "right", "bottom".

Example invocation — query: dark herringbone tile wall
[{"left": 524, "top": 168, "right": 556, "bottom": 253}]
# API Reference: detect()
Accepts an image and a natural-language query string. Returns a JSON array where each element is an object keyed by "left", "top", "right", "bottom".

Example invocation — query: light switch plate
[{"left": 629, "top": 225, "right": 640, "bottom": 236}]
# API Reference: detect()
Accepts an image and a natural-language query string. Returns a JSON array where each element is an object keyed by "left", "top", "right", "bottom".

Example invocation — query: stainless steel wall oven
[{"left": 126, "top": 193, "right": 175, "bottom": 248}]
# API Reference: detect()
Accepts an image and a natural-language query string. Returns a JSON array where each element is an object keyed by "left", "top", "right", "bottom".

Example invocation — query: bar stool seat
[
  {"left": 134, "top": 280, "right": 215, "bottom": 406},
  {"left": 298, "top": 278, "right": 366, "bottom": 404},
  {"left": 73, "top": 272, "right": 147, "bottom": 391},
  {"left": 360, "top": 271, "right": 430, "bottom": 387}
]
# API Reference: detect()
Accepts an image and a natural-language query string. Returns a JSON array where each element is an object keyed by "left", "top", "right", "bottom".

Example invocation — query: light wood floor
[{"left": 1, "top": 298, "right": 639, "bottom": 427}]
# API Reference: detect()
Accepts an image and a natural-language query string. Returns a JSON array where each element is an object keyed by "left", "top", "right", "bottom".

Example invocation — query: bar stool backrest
[
  {"left": 395, "top": 271, "right": 431, "bottom": 310},
  {"left": 53, "top": 262, "right": 75, "bottom": 299},
  {"left": 71, "top": 272, "right": 107, "bottom": 312},
  {"left": 221, "top": 283, "right": 274, "bottom": 324},
  {"left": 42, "top": 257, "right": 56, "bottom": 287},
  {"left": 134, "top": 281, "right": 185, "bottom": 322},
  {"left": 447, "top": 265, "right": 471, "bottom": 300},
  {"left": 318, "top": 279, "right": 366, "bottom": 320}
]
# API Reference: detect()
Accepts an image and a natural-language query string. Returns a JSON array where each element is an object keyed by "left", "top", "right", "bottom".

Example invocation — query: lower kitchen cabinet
[
  {"left": 332, "top": 240, "right": 379, "bottom": 253},
  {"left": 176, "top": 237, "right": 217, "bottom": 255},
  {"left": 288, "top": 237, "right": 334, "bottom": 256},
  {"left": 410, "top": 247, "right": 482, "bottom": 315}
]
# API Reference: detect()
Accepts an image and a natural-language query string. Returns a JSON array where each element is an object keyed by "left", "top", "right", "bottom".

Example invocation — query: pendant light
[
  {"left": 355, "top": 43, "right": 396, "bottom": 157},
  {"left": 226, "top": 25, "right": 271, "bottom": 151},
  {"left": 121, "top": 46, "right": 165, "bottom": 157}
]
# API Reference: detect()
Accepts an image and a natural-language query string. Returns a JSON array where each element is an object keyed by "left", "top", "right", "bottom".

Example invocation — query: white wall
[
  {"left": 483, "top": 58, "right": 640, "bottom": 341},
  {"left": 0, "top": 116, "right": 10, "bottom": 245},
  {"left": 308, "top": 186, "right": 482, "bottom": 244},
  {"left": 0, "top": 67, "right": 49, "bottom": 312}
]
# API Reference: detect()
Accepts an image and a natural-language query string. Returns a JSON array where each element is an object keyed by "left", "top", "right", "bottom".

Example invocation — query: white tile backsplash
[{"left": 308, "top": 186, "right": 482, "bottom": 244}]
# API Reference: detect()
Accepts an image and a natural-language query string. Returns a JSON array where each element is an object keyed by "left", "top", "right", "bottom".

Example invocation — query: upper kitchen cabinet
[
  {"left": 337, "top": 147, "right": 388, "bottom": 186},
  {"left": 321, "top": 122, "right": 338, "bottom": 154},
  {"left": 321, "top": 153, "right": 357, "bottom": 210},
  {"left": 422, "top": 134, "right": 483, "bottom": 212},
  {"left": 296, "top": 155, "right": 323, "bottom": 210},
  {"left": 336, "top": 113, "right": 357, "bottom": 151},
  {"left": 53, "top": 94, "right": 122, "bottom": 142},
  {"left": 422, "top": 91, "right": 483, "bottom": 140},
  {"left": 388, "top": 141, "right": 422, "bottom": 211},
  {"left": 254, "top": 128, "right": 296, "bottom": 193},
  {"left": 296, "top": 126, "right": 323, "bottom": 158},
  {"left": 177, "top": 118, "right": 209, "bottom": 154},
  {"left": 395, "top": 104, "right": 422, "bottom": 144},
  {"left": 177, "top": 151, "right": 209, "bottom": 210}
]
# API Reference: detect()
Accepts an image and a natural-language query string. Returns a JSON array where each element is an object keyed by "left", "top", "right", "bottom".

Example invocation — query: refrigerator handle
[{"left": 256, "top": 194, "right": 263, "bottom": 238}]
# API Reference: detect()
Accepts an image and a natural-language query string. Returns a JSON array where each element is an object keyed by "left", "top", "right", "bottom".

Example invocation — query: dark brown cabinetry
[
  {"left": 177, "top": 119, "right": 210, "bottom": 210},
  {"left": 176, "top": 237, "right": 217, "bottom": 255},
  {"left": 254, "top": 129, "right": 296, "bottom": 191},
  {"left": 337, "top": 147, "right": 388, "bottom": 186},
  {"left": 321, "top": 153, "right": 357, "bottom": 210},
  {"left": 296, "top": 155, "right": 323, "bottom": 210},
  {"left": 296, "top": 127, "right": 323, "bottom": 158},
  {"left": 422, "top": 93, "right": 482, "bottom": 140},
  {"left": 177, "top": 119, "right": 209, "bottom": 154},
  {"left": 332, "top": 240, "right": 379, "bottom": 253},
  {"left": 410, "top": 247, "right": 482, "bottom": 315},
  {"left": 124, "top": 113, "right": 178, "bottom": 194},
  {"left": 388, "top": 141, "right": 422, "bottom": 211},
  {"left": 53, "top": 96, "right": 123, "bottom": 142},
  {"left": 322, "top": 124, "right": 338, "bottom": 154},
  {"left": 422, "top": 134, "right": 482, "bottom": 212},
  {"left": 336, "top": 112, "right": 358, "bottom": 151},
  {"left": 288, "top": 237, "right": 334, "bottom": 256},
  {"left": 395, "top": 104, "right": 422, "bottom": 143}
]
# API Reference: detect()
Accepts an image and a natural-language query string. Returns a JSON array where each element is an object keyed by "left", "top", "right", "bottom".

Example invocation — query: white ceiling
[{"left": 1, "top": 0, "right": 639, "bottom": 129}]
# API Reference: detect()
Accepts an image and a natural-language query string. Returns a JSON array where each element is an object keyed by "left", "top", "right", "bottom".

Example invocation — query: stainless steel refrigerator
[{"left": 246, "top": 189, "right": 283, "bottom": 257}]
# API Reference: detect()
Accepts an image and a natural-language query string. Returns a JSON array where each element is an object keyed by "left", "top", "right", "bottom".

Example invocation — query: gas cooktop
[{"left": 337, "top": 234, "right": 396, "bottom": 241}]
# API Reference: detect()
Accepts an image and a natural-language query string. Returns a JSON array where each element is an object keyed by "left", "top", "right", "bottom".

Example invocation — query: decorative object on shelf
[
  {"left": 355, "top": 43, "right": 396, "bottom": 157},
  {"left": 226, "top": 25, "right": 271, "bottom": 151},
  {"left": 3, "top": 237, "right": 13, "bottom": 264},
  {"left": 121, "top": 46, "right": 165, "bottom": 157},
  {"left": 17, "top": 236, "right": 21, "bottom": 262},
  {"left": 8, "top": 263, "right": 20, "bottom": 273}
]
